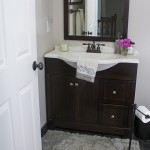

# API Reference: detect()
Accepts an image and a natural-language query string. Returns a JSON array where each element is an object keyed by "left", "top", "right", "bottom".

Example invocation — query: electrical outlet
[{"left": 47, "top": 17, "right": 53, "bottom": 33}]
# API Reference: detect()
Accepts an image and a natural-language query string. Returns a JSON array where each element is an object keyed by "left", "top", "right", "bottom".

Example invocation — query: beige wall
[
  {"left": 128, "top": 0, "right": 150, "bottom": 108},
  {"left": 52, "top": 0, "right": 63, "bottom": 45},
  {"left": 36, "top": 0, "right": 54, "bottom": 127}
]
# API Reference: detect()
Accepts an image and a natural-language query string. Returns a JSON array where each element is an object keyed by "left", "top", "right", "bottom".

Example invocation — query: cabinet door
[
  {"left": 75, "top": 79, "right": 99, "bottom": 124},
  {"left": 51, "top": 75, "right": 75, "bottom": 121},
  {"left": 102, "top": 80, "right": 131, "bottom": 105}
]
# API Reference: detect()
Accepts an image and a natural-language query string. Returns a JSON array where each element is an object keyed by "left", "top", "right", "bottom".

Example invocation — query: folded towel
[
  {"left": 69, "top": 13, "right": 75, "bottom": 35},
  {"left": 76, "top": 9, "right": 85, "bottom": 36},
  {"left": 76, "top": 58, "right": 98, "bottom": 82},
  {"left": 78, "top": 9, "right": 85, "bottom": 33}
]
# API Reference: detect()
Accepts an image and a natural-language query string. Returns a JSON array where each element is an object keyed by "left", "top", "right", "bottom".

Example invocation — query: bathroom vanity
[
  {"left": 44, "top": 50, "right": 138, "bottom": 137},
  {"left": 43, "top": 0, "right": 135, "bottom": 137}
]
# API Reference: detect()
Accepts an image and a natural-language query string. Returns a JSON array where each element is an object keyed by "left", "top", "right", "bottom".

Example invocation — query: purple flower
[
  {"left": 122, "top": 39, "right": 131, "bottom": 48},
  {"left": 117, "top": 39, "right": 131, "bottom": 48},
  {"left": 117, "top": 39, "right": 123, "bottom": 46}
]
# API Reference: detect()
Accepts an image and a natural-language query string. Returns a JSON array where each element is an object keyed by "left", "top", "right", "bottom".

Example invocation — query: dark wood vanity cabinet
[
  {"left": 45, "top": 58, "right": 138, "bottom": 137},
  {"left": 75, "top": 79, "right": 99, "bottom": 124},
  {"left": 51, "top": 75, "right": 76, "bottom": 122}
]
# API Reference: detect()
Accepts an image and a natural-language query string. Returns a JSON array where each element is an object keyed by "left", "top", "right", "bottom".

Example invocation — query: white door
[
  {"left": 85, "top": 0, "right": 98, "bottom": 36},
  {"left": 0, "top": 0, "right": 42, "bottom": 150}
]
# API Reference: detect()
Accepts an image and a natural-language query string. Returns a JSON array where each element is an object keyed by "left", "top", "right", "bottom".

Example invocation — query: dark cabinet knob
[{"left": 32, "top": 61, "right": 44, "bottom": 71}]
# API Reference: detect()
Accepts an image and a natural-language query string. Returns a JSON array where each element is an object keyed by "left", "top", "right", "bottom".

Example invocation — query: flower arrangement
[
  {"left": 117, "top": 38, "right": 131, "bottom": 48},
  {"left": 116, "top": 39, "right": 131, "bottom": 55}
]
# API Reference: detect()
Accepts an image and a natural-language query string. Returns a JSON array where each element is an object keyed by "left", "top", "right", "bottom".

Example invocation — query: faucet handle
[
  {"left": 83, "top": 43, "right": 91, "bottom": 45},
  {"left": 83, "top": 43, "right": 92, "bottom": 52},
  {"left": 96, "top": 44, "right": 101, "bottom": 53},
  {"left": 96, "top": 44, "right": 105, "bottom": 46},
  {"left": 87, "top": 43, "right": 92, "bottom": 52}
]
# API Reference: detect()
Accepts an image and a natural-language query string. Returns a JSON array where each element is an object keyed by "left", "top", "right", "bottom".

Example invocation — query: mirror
[{"left": 64, "top": 0, "right": 129, "bottom": 41}]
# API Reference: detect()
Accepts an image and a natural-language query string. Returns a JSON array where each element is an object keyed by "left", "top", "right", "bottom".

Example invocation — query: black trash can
[{"left": 134, "top": 116, "right": 150, "bottom": 140}]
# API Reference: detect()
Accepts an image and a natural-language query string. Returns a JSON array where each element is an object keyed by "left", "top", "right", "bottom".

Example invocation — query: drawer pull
[
  {"left": 75, "top": 83, "right": 79, "bottom": 87},
  {"left": 111, "top": 115, "right": 115, "bottom": 119},
  {"left": 112, "top": 91, "right": 117, "bottom": 95},
  {"left": 70, "top": 83, "right": 74, "bottom": 86}
]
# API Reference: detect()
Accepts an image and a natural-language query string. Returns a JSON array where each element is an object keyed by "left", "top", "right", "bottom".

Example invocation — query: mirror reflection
[{"left": 68, "top": 0, "right": 124, "bottom": 38}]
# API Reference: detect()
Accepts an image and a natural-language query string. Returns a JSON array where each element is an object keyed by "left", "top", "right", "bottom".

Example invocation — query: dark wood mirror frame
[
  {"left": 69, "top": 0, "right": 83, "bottom": 5},
  {"left": 64, "top": 0, "right": 129, "bottom": 42}
]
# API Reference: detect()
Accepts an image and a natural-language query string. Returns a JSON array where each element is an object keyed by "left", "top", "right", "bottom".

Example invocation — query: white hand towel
[
  {"left": 69, "top": 13, "right": 75, "bottom": 35},
  {"left": 76, "top": 58, "right": 98, "bottom": 82},
  {"left": 78, "top": 9, "right": 85, "bottom": 32}
]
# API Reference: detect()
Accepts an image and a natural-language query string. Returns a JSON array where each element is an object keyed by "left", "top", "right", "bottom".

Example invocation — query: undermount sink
[
  {"left": 62, "top": 52, "right": 119, "bottom": 71},
  {"left": 68, "top": 52, "right": 118, "bottom": 61},
  {"left": 44, "top": 46, "right": 139, "bottom": 71}
]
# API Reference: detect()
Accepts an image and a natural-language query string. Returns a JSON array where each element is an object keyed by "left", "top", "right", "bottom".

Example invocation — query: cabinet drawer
[
  {"left": 99, "top": 104, "right": 129, "bottom": 128},
  {"left": 102, "top": 80, "right": 131, "bottom": 105}
]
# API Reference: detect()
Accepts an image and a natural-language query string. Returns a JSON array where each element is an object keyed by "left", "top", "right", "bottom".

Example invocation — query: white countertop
[{"left": 44, "top": 49, "right": 139, "bottom": 64}]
